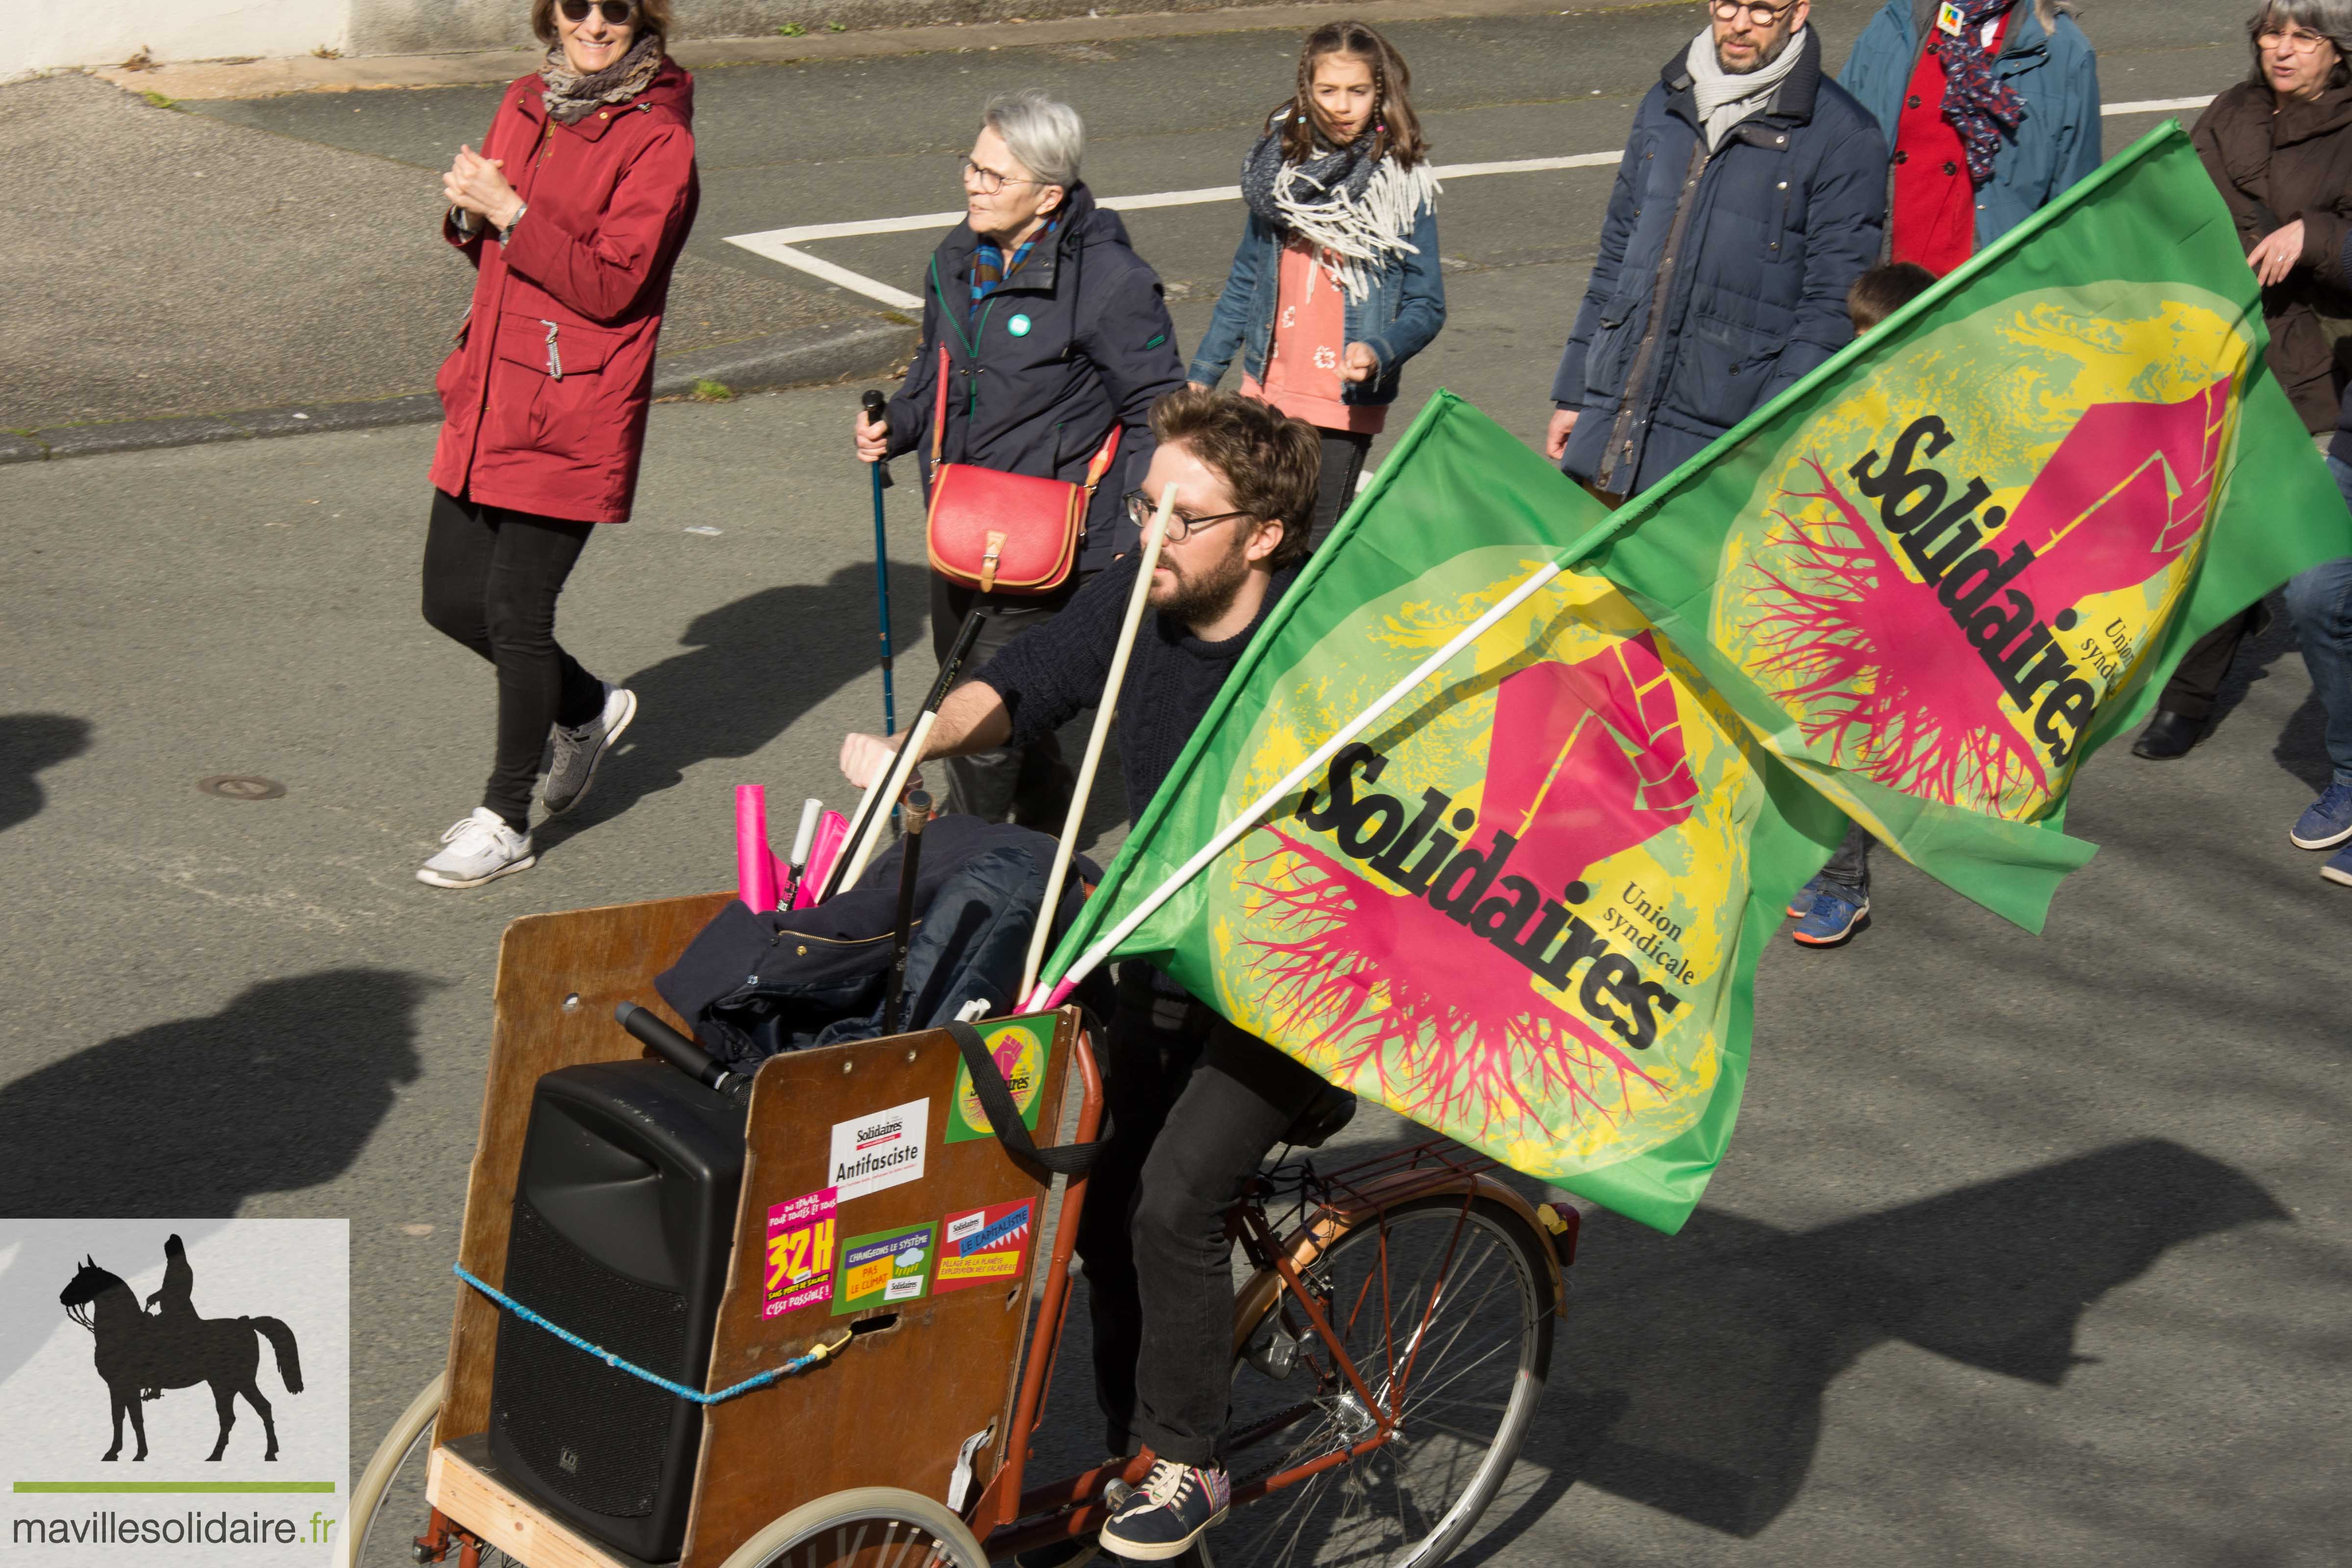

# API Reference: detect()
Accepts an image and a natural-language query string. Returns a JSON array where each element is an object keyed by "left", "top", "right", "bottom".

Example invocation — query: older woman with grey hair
[
  {"left": 2133, "top": 0, "right": 2352, "bottom": 763},
  {"left": 853, "top": 90, "right": 1184, "bottom": 826}
]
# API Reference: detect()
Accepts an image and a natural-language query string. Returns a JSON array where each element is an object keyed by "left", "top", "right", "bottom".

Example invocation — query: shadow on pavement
[
  {"left": 0, "top": 713, "right": 93, "bottom": 835},
  {"left": 0, "top": 968, "right": 435, "bottom": 1218},
  {"left": 2205, "top": 591, "right": 2297, "bottom": 744},
  {"left": 539, "top": 560, "right": 931, "bottom": 848},
  {"left": 1510, "top": 1137, "right": 2287, "bottom": 1537}
]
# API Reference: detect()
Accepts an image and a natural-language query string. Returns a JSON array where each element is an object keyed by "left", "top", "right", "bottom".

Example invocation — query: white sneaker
[
  {"left": 542, "top": 682, "right": 637, "bottom": 815},
  {"left": 417, "top": 807, "right": 536, "bottom": 888}
]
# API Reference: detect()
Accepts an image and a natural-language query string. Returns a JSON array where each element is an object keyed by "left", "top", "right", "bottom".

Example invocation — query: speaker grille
[{"left": 493, "top": 1199, "right": 692, "bottom": 1519}]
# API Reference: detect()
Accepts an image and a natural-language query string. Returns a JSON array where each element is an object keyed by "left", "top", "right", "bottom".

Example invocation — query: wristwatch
[{"left": 498, "top": 203, "right": 528, "bottom": 244}]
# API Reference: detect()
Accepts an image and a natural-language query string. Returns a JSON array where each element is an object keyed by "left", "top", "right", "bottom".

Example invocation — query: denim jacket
[{"left": 1186, "top": 200, "right": 1446, "bottom": 409}]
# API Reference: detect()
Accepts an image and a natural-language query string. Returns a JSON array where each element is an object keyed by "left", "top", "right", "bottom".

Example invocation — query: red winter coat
[{"left": 430, "top": 60, "right": 700, "bottom": 523}]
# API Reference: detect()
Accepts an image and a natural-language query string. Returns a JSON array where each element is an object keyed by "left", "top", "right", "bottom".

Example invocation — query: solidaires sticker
[
  {"left": 832, "top": 1223, "right": 935, "bottom": 1314},
  {"left": 828, "top": 1097, "right": 930, "bottom": 1201},
  {"left": 934, "top": 1199, "right": 1035, "bottom": 1293}
]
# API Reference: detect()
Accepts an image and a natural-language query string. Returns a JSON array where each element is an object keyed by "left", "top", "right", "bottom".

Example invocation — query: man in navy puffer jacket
[{"left": 1546, "top": 0, "right": 1887, "bottom": 500}]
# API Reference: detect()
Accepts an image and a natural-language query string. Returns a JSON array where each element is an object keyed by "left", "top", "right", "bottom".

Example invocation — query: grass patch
[
  {"left": 775, "top": 22, "right": 807, "bottom": 36},
  {"left": 690, "top": 379, "right": 735, "bottom": 403},
  {"left": 142, "top": 91, "right": 175, "bottom": 109}
]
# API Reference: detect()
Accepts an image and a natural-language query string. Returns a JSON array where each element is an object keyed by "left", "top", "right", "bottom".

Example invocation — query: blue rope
[{"left": 453, "top": 1263, "right": 836, "bottom": 1406}]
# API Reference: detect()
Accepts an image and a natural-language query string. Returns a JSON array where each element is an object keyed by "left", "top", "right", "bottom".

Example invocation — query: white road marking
[{"left": 726, "top": 96, "right": 2217, "bottom": 308}]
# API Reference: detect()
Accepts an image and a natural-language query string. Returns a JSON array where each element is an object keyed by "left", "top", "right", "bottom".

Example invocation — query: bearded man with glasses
[
  {"left": 840, "top": 389, "right": 1345, "bottom": 1556},
  {"left": 1545, "top": 0, "right": 1886, "bottom": 503}
]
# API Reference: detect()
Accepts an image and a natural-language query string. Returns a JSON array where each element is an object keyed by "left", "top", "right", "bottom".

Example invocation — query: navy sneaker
[
  {"left": 1099, "top": 1460, "right": 1229, "bottom": 1561},
  {"left": 1786, "top": 874, "right": 1831, "bottom": 919},
  {"left": 2324, "top": 844, "right": 2352, "bottom": 887},
  {"left": 2290, "top": 782, "right": 2352, "bottom": 850},
  {"left": 1791, "top": 887, "right": 1868, "bottom": 947}
]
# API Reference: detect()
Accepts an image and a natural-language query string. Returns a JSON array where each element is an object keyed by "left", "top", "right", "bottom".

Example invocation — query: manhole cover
[{"left": 197, "top": 775, "right": 286, "bottom": 801}]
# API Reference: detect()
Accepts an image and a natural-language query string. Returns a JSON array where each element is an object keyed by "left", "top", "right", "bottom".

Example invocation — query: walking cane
[{"left": 862, "top": 389, "right": 898, "bottom": 738}]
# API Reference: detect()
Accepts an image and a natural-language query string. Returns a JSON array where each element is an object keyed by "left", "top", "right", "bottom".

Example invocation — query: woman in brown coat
[{"left": 2133, "top": 0, "right": 2352, "bottom": 760}]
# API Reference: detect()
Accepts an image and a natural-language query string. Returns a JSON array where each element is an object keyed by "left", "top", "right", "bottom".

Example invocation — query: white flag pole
[
  {"left": 835, "top": 707, "right": 938, "bottom": 894},
  {"left": 1020, "top": 554, "right": 1568, "bottom": 1012},
  {"left": 1018, "top": 483, "right": 1178, "bottom": 1003}
]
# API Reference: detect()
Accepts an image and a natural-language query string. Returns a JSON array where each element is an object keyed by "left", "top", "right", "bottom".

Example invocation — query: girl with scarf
[
  {"left": 417, "top": 0, "right": 699, "bottom": 888},
  {"left": 1187, "top": 21, "right": 1446, "bottom": 549}
]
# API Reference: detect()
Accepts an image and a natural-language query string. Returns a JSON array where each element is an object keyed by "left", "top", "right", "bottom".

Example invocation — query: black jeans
[
  {"left": 1816, "top": 820, "right": 1873, "bottom": 899},
  {"left": 1307, "top": 428, "right": 1375, "bottom": 554},
  {"left": 929, "top": 570, "right": 1077, "bottom": 826},
  {"left": 2155, "top": 605, "right": 2264, "bottom": 722},
  {"left": 1077, "top": 966, "right": 1326, "bottom": 1468},
  {"left": 421, "top": 489, "right": 603, "bottom": 831}
]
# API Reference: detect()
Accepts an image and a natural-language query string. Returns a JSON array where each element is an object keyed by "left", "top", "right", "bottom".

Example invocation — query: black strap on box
[{"left": 946, "top": 1020, "right": 1102, "bottom": 1176}]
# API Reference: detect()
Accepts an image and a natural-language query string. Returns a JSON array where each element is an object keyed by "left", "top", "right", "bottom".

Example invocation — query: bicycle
[{"left": 348, "top": 890, "right": 1572, "bottom": 1568}]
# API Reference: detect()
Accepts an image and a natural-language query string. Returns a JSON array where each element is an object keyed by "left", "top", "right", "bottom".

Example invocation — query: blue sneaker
[
  {"left": 2290, "top": 782, "right": 2352, "bottom": 850},
  {"left": 2324, "top": 844, "right": 2352, "bottom": 887},
  {"left": 1099, "top": 1459, "right": 1229, "bottom": 1561},
  {"left": 1791, "top": 887, "right": 1868, "bottom": 947},
  {"left": 1786, "top": 874, "right": 1831, "bottom": 919}
]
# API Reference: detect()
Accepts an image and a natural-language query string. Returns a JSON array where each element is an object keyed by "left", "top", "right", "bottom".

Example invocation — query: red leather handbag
[{"left": 924, "top": 343, "right": 1121, "bottom": 595}]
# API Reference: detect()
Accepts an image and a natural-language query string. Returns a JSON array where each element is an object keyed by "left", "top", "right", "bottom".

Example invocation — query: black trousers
[
  {"left": 929, "top": 570, "right": 1077, "bottom": 826},
  {"left": 2155, "top": 605, "right": 2264, "bottom": 722},
  {"left": 421, "top": 489, "right": 603, "bottom": 830},
  {"left": 1307, "top": 428, "right": 1375, "bottom": 554},
  {"left": 1078, "top": 966, "right": 1327, "bottom": 1468}
]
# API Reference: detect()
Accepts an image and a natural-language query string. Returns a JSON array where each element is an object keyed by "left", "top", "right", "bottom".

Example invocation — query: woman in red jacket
[{"left": 418, "top": 0, "right": 698, "bottom": 888}]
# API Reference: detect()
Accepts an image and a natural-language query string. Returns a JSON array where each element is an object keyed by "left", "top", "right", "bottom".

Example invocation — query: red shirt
[{"left": 1889, "top": 11, "right": 2009, "bottom": 277}]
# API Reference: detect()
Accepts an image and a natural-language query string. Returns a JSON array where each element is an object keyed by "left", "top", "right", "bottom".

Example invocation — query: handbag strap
[
  {"left": 945, "top": 1021, "right": 1101, "bottom": 1176},
  {"left": 931, "top": 340, "right": 950, "bottom": 467},
  {"left": 930, "top": 340, "right": 1123, "bottom": 497}
]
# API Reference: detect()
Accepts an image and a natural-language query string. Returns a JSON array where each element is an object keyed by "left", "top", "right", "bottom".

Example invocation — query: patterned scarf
[
  {"left": 538, "top": 32, "right": 664, "bottom": 125},
  {"left": 1238, "top": 114, "right": 1439, "bottom": 302},
  {"left": 1937, "top": 0, "right": 2027, "bottom": 188},
  {"left": 970, "top": 222, "right": 1053, "bottom": 319}
]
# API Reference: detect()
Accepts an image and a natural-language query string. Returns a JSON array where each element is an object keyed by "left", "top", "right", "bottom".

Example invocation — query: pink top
[{"left": 1240, "top": 237, "right": 1387, "bottom": 435}]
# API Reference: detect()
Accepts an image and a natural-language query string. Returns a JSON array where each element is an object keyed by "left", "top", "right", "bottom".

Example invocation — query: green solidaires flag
[
  {"left": 1583, "top": 123, "right": 2352, "bottom": 930},
  {"left": 1046, "top": 393, "right": 1847, "bottom": 1233}
]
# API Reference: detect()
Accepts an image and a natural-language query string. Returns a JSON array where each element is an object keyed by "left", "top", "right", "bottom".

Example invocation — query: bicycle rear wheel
[{"left": 1218, "top": 1194, "right": 1554, "bottom": 1568}]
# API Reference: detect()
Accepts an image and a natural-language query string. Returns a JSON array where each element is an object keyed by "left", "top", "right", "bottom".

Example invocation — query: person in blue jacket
[
  {"left": 1545, "top": 0, "right": 1888, "bottom": 502},
  {"left": 855, "top": 91, "right": 1183, "bottom": 826},
  {"left": 1838, "top": 0, "right": 2101, "bottom": 274},
  {"left": 1189, "top": 20, "right": 1446, "bottom": 550}
]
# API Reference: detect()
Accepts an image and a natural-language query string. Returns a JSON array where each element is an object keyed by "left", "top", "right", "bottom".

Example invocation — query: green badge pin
[{"left": 1008, "top": 314, "right": 1032, "bottom": 337}]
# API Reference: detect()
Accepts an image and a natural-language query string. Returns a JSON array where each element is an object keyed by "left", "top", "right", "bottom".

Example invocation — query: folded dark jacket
[{"left": 655, "top": 814, "right": 1107, "bottom": 1071}]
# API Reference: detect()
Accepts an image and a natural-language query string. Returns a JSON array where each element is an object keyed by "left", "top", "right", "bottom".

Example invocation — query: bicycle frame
[{"left": 972, "top": 1043, "right": 1571, "bottom": 1554}]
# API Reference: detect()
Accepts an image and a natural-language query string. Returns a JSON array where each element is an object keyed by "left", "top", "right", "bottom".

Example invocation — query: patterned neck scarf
[
  {"left": 1937, "top": 0, "right": 2026, "bottom": 188},
  {"left": 970, "top": 222, "right": 1052, "bottom": 319},
  {"left": 538, "top": 32, "right": 663, "bottom": 124}
]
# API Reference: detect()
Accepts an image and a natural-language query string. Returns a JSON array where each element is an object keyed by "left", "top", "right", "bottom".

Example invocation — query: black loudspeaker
[{"left": 489, "top": 1060, "right": 748, "bottom": 1563}]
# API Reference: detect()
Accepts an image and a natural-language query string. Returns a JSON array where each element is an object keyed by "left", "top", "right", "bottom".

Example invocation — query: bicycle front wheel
[{"left": 1219, "top": 1193, "right": 1555, "bottom": 1568}]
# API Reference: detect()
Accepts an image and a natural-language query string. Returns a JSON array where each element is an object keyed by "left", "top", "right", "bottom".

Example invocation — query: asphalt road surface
[{"left": 4, "top": 2, "right": 2346, "bottom": 1564}]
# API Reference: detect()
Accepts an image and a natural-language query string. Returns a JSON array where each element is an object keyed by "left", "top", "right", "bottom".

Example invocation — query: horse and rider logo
[{"left": 56, "top": 1234, "right": 304, "bottom": 1463}]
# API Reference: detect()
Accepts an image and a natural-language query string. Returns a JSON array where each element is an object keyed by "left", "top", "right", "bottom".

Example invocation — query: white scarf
[
  {"left": 1267, "top": 156, "right": 1441, "bottom": 303},
  {"left": 1685, "top": 26, "right": 1808, "bottom": 151}
]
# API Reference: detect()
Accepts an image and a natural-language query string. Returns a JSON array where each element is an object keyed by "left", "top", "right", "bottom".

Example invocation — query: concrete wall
[
  {"left": 9, "top": 0, "right": 1215, "bottom": 77},
  {"left": 12, "top": 0, "right": 347, "bottom": 78}
]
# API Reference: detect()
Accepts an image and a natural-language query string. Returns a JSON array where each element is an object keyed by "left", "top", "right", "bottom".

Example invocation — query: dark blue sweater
[{"left": 973, "top": 556, "right": 1301, "bottom": 817}]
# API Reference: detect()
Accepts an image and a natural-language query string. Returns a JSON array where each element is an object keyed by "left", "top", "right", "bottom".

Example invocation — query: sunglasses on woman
[{"left": 559, "top": 0, "right": 637, "bottom": 24}]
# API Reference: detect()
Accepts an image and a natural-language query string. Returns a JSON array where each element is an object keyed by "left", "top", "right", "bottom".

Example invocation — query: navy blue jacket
[
  {"left": 885, "top": 183, "right": 1186, "bottom": 572},
  {"left": 1840, "top": 0, "right": 2101, "bottom": 251},
  {"left": 1553, "top": 29, "right": 1888, "bottom": 495}
]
